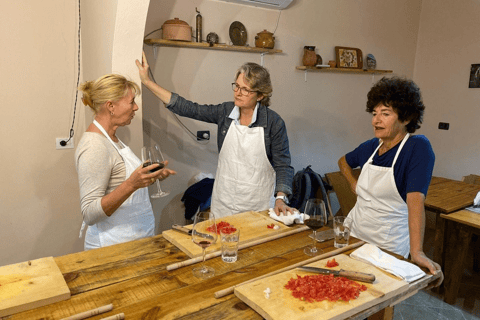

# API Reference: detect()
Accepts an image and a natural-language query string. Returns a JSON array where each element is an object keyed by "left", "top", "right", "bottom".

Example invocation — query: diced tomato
[
  {"left": 285, "top": 274, "right": 367, "bottom": 303},
  {"left": 267, "top": 223, "right": 275, "bottom": 229},
  {"left": 206, "top": 221, "right": 237, "bottom": 234},
  {"left": 326, "top": 258, "right": 339, "bottom": 268}
]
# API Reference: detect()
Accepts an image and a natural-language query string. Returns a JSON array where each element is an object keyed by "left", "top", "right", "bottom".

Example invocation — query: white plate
[{"left": 315, "top": 64, "right": 330, "bottom": 68}]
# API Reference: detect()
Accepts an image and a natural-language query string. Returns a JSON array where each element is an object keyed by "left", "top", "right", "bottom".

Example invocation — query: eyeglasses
[{"left": 231, "top": 83, "right": 257, "bottom": 95}]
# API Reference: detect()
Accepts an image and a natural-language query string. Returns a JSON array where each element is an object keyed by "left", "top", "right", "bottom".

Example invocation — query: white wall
[
  {"left": 142, "top": 0, "right": 423, "bottom": 232},
  {"left": 414, "top": 0, "right": 480, "bottom": 179}
]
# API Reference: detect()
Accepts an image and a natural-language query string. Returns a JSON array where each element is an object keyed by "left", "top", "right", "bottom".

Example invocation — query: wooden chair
[
  {"left": 462, "top": 174, "right": 480, "bottom": 185},
  {"left": 325, "top": 169, "right": 361, "bottom": 216}
]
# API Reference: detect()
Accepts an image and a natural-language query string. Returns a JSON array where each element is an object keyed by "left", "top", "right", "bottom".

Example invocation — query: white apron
[
  {"left": 81, "top": 120, "right": 155, "bottom": 250},
  {"left": 346, "top": 133, "right": 410, "bottom": 258},
  {"left": 211, "top": 122, "right": 276, "bottom": 218}
]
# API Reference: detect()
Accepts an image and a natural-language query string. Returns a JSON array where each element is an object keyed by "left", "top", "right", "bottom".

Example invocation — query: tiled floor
[{"left": 393, "top": 227, "right": 480, "bottom": 320}]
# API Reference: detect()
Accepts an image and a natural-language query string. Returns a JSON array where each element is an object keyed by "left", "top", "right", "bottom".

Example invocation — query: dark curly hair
[{"left": 366, "top": 77, "right": 425, "bottom": 133}]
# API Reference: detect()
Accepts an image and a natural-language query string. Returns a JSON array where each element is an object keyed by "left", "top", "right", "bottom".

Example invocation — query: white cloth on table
[
  {"left": 268, "top": 208, "right": 309, "bottom": 225},
  {"left": 466, "top": 191, "right": 480, "bottom": 214},
  {"left": 350, "top": 243, "right": 426, "bottom": 283}
]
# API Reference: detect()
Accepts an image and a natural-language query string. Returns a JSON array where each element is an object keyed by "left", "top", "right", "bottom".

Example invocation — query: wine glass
[
  {"left": 141, "top": 145, "right": 169, "bottom": 198},
  {"left": 192, "top": 211, "right": 218, "bottom": 279},
  {"left": 303, "top": 198, "right": 328, "bottom": 256}
]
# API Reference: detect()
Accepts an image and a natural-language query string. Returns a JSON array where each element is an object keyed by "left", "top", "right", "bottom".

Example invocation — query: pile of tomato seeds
[
  {"left": 284, "top": 274, "right": 367, "bottom": 303},
  {"left": 206, "top": 221, "right": 237, "bottom": 235},
  {"left": 267, "top": 223, "right": 275, "bottom": 229}
]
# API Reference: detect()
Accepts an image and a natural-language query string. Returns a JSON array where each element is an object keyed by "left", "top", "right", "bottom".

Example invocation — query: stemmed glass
[
  {"left": 303, "top": 198, "right": 328, "bottom": 256},
  {"left": 141, "top": 145, "right": 170, "bottom": 198},
  {"left": 192, "top": 211, "right": 218, "bottom": 279}
]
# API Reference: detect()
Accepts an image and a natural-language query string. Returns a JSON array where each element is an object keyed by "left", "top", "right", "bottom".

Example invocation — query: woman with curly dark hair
[{"left": 338, "top": 77, "right": 442, "bottom": 282}]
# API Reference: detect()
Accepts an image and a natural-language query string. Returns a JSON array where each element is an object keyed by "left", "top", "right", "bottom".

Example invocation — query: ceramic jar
[
  {"left": 303, "top": 46, "right": 317, "bottom": 67},
  {"left": 255, "top": 30, "right": 275, "bottom": 49}
]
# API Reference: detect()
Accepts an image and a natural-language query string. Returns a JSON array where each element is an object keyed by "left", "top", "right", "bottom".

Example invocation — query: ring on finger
[{"left": 151, "top": 178, "right": 155, "bottom": 183}]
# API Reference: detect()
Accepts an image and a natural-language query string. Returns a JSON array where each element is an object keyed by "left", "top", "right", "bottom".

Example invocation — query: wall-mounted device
[{"left": 217, "top": 0, "right": 294, "bottom": 10}]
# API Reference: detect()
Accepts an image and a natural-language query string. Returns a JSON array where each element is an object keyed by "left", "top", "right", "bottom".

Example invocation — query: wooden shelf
[
  {"left": 296, "top": 66, "right": 393, "bottom": 74},
  {"left": 145, "top": 39, "right": 282, "bottom": 54}
]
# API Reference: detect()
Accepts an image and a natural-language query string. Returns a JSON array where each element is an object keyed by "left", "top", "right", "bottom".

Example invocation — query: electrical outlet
[
  {"left": 197, "top": 131, "right": 210, "bottom": 141},
  {"left": 56, "top": 137, "right": 74, "bottom": 149},
  {"left": 438, "top": 122, "right": 449, "bottom": 130}
]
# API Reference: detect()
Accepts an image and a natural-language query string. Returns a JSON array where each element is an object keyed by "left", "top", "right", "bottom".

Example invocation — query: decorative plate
[{"left": 229, "top": 21, "right": 247, "bottom": 46}]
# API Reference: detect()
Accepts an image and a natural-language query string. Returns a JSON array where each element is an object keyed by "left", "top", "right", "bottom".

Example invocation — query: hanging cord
[
  {"left": 63, "top": 0, "right": 81, "bottom": 145},
  {"left": 147, "top": 66, "right": 209, "bottom": 144},
  {"left": 272, "top": 10, "right": 282, "bottom": 35}
]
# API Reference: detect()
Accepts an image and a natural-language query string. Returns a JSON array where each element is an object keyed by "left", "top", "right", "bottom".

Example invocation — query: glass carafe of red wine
[
  {"left": 192, "top": 211, "right": 217, "bottom": 279},
  {"left": 141, "top": 145, "right": 169, "bottom": 198},
  {"left": 303, "top": 198, "right": 327, "bottom": 256}
]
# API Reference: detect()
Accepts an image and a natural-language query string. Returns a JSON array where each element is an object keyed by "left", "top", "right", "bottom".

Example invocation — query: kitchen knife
[
  {"left": 298, "top": 266, "right": 376, "bottom": 283},
  {"left": 171, "top": 225, "right": 215, "bottom": 241},
  {"left": 172, "top": 224, "right": 192, "bottom": 235}
]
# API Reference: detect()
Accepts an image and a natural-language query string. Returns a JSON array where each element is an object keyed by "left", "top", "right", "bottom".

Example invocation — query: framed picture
[
  {"left": 469, "top": 64, "right": 480, "bottom": 88},
  {"left": 335, "top": 46, "right": 363, "bottom": 69}
]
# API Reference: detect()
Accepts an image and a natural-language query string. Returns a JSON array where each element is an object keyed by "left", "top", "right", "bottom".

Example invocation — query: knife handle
[
  {"left": 338, "top": 270, "right": 376, "bottom": 283},
  {"left": 172, "top": 224, "right": 191, "bottom": 235}
]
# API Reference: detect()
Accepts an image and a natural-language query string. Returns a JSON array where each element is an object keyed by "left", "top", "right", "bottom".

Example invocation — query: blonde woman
[{"left": 75, "top": 74, "right": 176, "bottom": 250}]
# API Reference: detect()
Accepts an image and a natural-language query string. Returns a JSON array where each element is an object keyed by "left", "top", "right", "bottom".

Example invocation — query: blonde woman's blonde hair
[
  {"left": 235, "top": 62, "right": 273, "bottom": 107},
  {"left": 79, "top": 74, "right": 140, "bottom": 114}
]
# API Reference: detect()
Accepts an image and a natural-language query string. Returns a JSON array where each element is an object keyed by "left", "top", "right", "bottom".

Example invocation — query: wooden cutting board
[
  {"left": 235, "top": 254, "right": 409, "bottom": 320},
  {"left": 0, "top": 257, "right": 70, "bottom": 317},
  {"left": 163, "top": 211, "right": 308, "bottom": 258}
]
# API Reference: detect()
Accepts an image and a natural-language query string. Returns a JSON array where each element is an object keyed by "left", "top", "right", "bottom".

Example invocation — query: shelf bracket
[
  {"left": 153, "top": 46, "right": 158, "bottom": 60},
  {"left": 260, "top": 53, "right": 267, "bottom": 67},
  {"left": 304, "top": 70, "right": 308, "bottom": 82}
]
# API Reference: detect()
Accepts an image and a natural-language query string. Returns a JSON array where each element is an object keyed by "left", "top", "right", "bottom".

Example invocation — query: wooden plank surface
[
  {"left": 234, "top": 254, "right": 409, "bottom": 320},
  {"left": 163, "top": 211, "right": 307, "bottom": 258},
  {"left": 0, "top": 257, "right": 70, "bottom": 317},
  {"left": 425, "top": 179, "right": 480, "bottom": 213},
  {"left": 441, "top": 209, "right": 480, "bottom": 228},
  {"left": 6, "top": 227, "right": 438, "bottom": 319},
  {"left": 144, "top": 38, "right": 282, "bottom": 53}
]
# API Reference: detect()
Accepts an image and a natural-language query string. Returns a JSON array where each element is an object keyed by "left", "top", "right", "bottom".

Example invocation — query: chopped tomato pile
[
  {"left": 326, "top": 258, "right": 339, "bottom": 268},
  {"left": 206, "top": 221, "right": 237, "bottom": 235},
  {"left": 267, "top": 223, "right": 275, "bottom": 229},
  {"left": 285, "top": 274, "right": 367, "bottom": 303}
]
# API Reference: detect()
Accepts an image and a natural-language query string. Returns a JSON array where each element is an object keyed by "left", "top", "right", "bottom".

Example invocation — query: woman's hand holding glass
[{"left": 141, "top": 145, "right": 175, "bottom": 198}]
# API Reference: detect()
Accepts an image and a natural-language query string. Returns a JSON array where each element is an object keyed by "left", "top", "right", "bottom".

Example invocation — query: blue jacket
[{"left": 167, "top": 93, "right": 294, "bottom": 196}]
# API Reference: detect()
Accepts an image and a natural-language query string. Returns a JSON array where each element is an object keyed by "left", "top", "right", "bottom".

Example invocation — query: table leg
[
  {"left": 443, "top": 222, "right": 472, "bottom": 305},
  {"left": 432, "top": 212, "right": 445, "bottom": 294},
  {"left": 367, "top": 306, "right": 394, "bottom": 320}
]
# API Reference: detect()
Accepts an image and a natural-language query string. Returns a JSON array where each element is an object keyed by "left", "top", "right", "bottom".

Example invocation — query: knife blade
[
  {"left": 298, "top": 266, "right": 376, "bottom": 283},
  {"left": 171, "top": 224, "right": 215, "bottom": 241}
]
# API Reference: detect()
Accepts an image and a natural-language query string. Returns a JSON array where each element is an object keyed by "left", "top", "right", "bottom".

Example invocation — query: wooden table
[
  {"left": 441, "top": 209, "right": 480, "bottom": 304},
  {"left": 424, "top": 177, "right": 480, "bottom": 279},
  {"left": 4, "top": 228, "right": 439, "bottom": 320}
]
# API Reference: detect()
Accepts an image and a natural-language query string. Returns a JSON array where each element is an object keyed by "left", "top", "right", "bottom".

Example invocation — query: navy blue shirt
[{"left": 345, "top": 135, "right": 435, "bottom": 202}]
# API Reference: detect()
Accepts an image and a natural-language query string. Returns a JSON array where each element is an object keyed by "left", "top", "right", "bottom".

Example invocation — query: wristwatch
[{"left": 275, "top": 195, "right": 289, "bottom": 204}]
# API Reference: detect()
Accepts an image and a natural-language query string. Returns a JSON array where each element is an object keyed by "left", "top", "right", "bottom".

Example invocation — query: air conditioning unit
[{"left": 218, "top": 0, "right": 294, "bottom": 10}]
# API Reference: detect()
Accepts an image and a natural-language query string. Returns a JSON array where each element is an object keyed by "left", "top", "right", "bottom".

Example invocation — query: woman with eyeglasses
[{"left": 136, "top": 52, "right": 294, "bottom": 218}]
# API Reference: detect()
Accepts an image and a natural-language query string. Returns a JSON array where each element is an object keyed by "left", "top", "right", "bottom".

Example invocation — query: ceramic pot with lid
[
  {"left": 255, "top": 30, "right": 275, "bottom": 49},
  {"left": 162, "top": 18, "right": 192, "bottom": 41}
]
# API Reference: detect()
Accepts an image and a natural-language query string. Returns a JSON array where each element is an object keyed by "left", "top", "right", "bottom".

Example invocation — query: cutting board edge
[
  {"left": 235, "top": 288, "right": 274, "bottom": 320},
  {"left": 0, "top": 290, "right": 71, "bottom": 317}
]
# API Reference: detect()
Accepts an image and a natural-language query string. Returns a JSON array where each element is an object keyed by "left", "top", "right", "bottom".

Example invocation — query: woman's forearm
[
  {"left": 338, "top": 155, "right": 358, "bottom": 194},
  {"left": 407, "top": 192, "right": 426, "bottom": 255},
  {"left": 143, "top": 79, "right": 172, "bottom": 105}
]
